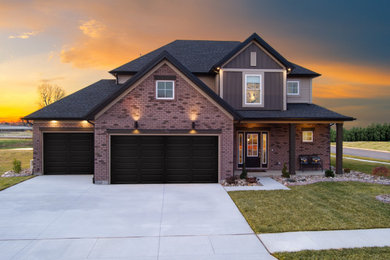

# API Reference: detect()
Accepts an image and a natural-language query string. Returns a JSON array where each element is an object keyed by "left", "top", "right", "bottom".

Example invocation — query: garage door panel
[
  {"left": 44, "top": 133, "right": 94, "bottom": 175},
  {"left": 111, "top": 136, "right": 218, "bottom": 184}
]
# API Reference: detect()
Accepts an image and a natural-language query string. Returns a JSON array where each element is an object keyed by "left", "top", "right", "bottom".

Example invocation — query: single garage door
[
  {"left": 44, "top": 133, "right": 94, "bottom": 175},
  {"left": 111, "top": 136, "right": 218, "bottom": 184}
]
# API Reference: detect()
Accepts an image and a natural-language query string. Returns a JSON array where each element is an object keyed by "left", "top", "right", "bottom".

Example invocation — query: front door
[
  {"left": 245, "top": 132, "right": 260, "bottom": 168},
  {"left": 238, "top": 131, "right": 268, "bottom": 168}
]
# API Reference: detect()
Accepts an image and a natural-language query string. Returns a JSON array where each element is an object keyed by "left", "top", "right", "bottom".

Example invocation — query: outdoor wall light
[
  {"left": 192, "top": 121, "right": 196, "bottom": 129},
  {"left": 134, "top": 121, "right": 139, "bottom": 129}
]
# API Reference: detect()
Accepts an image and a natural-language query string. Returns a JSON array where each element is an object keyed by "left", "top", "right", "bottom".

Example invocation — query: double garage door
[
  {"left": 111, "top": 136, "right": 218, "bottom": 184},
  {"left": 43, "top": 133, "right": 218, "bottom": 183}
]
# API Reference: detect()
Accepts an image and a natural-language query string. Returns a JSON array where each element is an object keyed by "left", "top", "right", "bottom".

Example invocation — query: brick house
[{"left": 24, "top": 33, "right": 354, "bottom": 184}]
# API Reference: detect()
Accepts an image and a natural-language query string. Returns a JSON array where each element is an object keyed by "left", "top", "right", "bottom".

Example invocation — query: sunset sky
[{"left": 0, "top": 0, "right": 389, "bottom": 127}]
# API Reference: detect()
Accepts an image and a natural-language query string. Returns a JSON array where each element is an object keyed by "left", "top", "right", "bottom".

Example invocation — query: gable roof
[
  {"left": 110, "top": 33, "right": 319, "bottom": 77},
  {"left": 212, "top": 33, "right": 292, "bottom": 70},
  {"left": 90, "top": 50, "right": 240, "bottom": 120},
  {"left": 237, "top": 103, "right": 355, "bottom": 121},
  {"left": 24, "top": 80, "right": 121, "bottom": 120}
]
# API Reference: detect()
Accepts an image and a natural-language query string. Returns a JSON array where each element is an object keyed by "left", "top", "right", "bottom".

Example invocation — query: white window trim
[
  {"left": 287, "top": 81, "right": 300, "bottom": 96},
  {"left": 246, "top": 133, "right": 259, "bottom": 157},
  {"left": 156, "top": 80, "right": 175, "bottom": 100},
  {"left": 243, "top": 73, "right": 264, "bottom": 107},
  {"left": 302, "top": 130, "right": 314, "bottom": 142}
]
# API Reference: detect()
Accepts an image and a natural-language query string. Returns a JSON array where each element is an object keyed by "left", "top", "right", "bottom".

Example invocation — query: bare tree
[{"left": 37, "top": 83, "right": 66, "bottom": 108}]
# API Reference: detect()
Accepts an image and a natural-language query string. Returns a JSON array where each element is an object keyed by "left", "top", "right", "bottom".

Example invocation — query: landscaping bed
[
  {"left": 229, "top": 182, "right": 390, "bottom": 233},
  {"left": 273, "top": 171, "right": 390, "bottom": 186}
]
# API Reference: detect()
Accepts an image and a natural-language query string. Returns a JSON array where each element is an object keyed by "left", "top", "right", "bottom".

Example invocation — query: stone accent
[{"left": 94, "top": 63, "right": 234, "bottom": 183}]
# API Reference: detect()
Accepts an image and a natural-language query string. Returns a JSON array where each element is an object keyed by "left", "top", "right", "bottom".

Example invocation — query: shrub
[
  {"left": 325, "top": 169, "right": 335, "bottom": 178},
  {"left": 282, "top": 163, "right": 290, "bottom": 178},
  {"left": 240, "top": 163, "right": 247, "bottom": 179},
  {"left": 225, "top": 176, "right": 236, "bottom": 184},
  {"left": 13, "top": 159, "right": 22, "bottom": 173},
  {"left": 372, "top": 167, "right": 390, "bottom": 177},
  {"left": 344, "top": 168, "right": 351, "bottom": 173}
]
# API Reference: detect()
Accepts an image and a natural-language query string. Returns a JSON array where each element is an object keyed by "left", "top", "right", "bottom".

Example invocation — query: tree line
[{"left": 331, "top": 123, "right": 390, "bottom": 142}]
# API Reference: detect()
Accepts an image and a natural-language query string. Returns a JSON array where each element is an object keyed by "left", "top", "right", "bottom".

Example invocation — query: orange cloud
[
  {"left": 79, "top": 19, "right": 106, "bottom": 38},
  {"left": 8, "top": 31, "right": 40, "bottom": 39}
]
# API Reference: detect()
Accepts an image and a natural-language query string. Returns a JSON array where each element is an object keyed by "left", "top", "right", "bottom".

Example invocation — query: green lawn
[
  {"left": 0, "top": 138, "right": 32, "bottom": 149},
  {"left": 331, "top": 141, "right": 390, "bottom": 152},
  {"left": 0, "top": 150, "right": 33, "bottom": 173},
  {"left": 229, "top": 182, "right": 390, "bottom": 233},
  {"left": 0, "top": 176, "right": 34, "bottom": 191},
  {"left": 330, "top": 156, "right": 390, "bottom": 175},
  {"left": 274, "top": 247, "right": 390, "bottom": 260}
]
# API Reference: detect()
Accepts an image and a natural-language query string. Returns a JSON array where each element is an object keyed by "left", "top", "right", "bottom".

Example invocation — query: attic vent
[{"left": 250, "top": 52, "right": 257, "bottom": 66}]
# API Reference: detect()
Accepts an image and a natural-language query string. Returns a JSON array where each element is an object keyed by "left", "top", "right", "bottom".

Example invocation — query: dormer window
[
  {"left": 243, "top": 74, "right": 263, "bottom": 106},
  {"left": 156, "top": 80, "right": 174, "bottom": 100},
  {"left": 287, "top": 81, "right": 299, "bottom": 95}
]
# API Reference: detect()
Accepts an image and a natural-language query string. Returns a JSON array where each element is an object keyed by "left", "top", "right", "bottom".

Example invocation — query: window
[
  {"left": 302, "top": 131, "right": 313, "bottom": 142},
  {"left": 244, "top": 75, "right": 262, "bottom": 105},
  {"left": 156, "top": 81, "right": 174, "bottom": 99},
  {"left": 247, "top": 133, "right": 258, "bottom": 157},
  {"left": 287, "top": 81, "right": 299, "bottom": 95},
  {"left": 238, "top": 133, "right": 243, "bottom": 165}
]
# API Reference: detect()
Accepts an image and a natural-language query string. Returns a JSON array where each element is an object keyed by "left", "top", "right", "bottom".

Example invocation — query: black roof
[
  {"left": 237, "top": 103, "right": 355, "bottom": 121},
  {"left": 24, "top": 80, "right": 121, "bottom": 120},
  {"left": 110, "top": 33, "right": 319, "bottom": 77}
]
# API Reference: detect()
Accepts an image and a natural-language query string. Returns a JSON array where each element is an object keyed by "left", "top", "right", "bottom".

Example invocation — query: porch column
[
  {"left": 289, "top": 123, "right": 296, "bottom": 175},
  {"left": 336, "top": 123, "right": 343, "bottom": 174}
]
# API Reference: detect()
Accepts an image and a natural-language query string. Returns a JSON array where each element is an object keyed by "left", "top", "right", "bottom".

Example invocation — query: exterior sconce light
[
  {"left": 134, "top": 121, "right": 139, "bottom": 129},
  {"left": 192, "top": 121, "right": 196, "bottom": 129}
]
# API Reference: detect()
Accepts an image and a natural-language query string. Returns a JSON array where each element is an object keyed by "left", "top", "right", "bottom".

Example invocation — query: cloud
[
  {"left": 8, "top": 31, "right": 40, "bottom": 39},
  {"left": 79, "top": 19, "right": 106, "bottom": 38}
]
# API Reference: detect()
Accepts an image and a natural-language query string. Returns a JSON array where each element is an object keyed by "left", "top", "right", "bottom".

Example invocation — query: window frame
[
  {"left": 243, "top": 73, "right": 263, "bottom": 107},
  {"left": 155, "top": 80, "right": 175, "bottom": 100},
  {"left": 238, "top": 132, "right": 244, "bottom": 165},
  {"left": 302, "top": 130, "right": 314, "bottom": 143},
  {"left": 287, "top": 81, "right": 300, "bottom": 96}
]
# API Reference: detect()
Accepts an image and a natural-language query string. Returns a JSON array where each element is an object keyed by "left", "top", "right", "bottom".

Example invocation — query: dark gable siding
[
  {"left": 223, "top": 43, "right": 283, "bottom": 69},
  {"left": 223, "top": 71, "right": 283, "bottom": 110},
  {"left": 264, "top": 72, "right": 283, "bottom": 110},
  {"left": 223, "top": 71, "right": 242, "bottom": 109}
]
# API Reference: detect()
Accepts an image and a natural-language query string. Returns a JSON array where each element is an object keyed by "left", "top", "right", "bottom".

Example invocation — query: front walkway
[
  {"left": 0, "top": 175, "right": 274, "bottom": 260},
  {"left": 259, "top": 228, "right": 390, "bottom": 253}
]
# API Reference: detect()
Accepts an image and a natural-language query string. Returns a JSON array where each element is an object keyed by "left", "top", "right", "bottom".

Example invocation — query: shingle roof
[
  {"left": 110, "top": 40, "right": 241, "bottom": 74},
  {"left": 110, "top": 34, "right": 319, "bottom": 77},
  {"left": 24, "top": 80, "right": 121, "bottom": 120},
  {"left": 237, "top": 103, "right": 355, "bottom": 121}
]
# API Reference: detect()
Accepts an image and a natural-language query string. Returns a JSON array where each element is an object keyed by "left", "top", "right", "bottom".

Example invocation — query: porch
[{"left": 233, "top": 122, "right": 344, "bottom": 176}]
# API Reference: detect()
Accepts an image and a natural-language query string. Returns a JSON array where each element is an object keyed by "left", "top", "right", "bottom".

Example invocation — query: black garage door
[
  {"left": 111, "top": 136, "right": 218, "bottom": 184},
  {"left": 44, "top": 133, "right": 94, "bottom": 175}
]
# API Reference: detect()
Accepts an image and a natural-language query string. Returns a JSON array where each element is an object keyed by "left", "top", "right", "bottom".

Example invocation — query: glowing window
[{"left": 302, "top": 131, "right": 313, "bottom": 142}]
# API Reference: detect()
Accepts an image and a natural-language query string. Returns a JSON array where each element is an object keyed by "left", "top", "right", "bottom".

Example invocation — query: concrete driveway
[{"left": 0, "top": 175, "right": 273, "bottom": 260}]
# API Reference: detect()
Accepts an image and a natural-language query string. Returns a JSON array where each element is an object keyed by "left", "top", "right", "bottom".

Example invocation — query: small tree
[
  {"left": 281, "top": 163, "right": 290, "bottom": 178},
  {"left": 240, "top": 163, "right": 247, "bottom": 179},
  {"left": 13, "top": 159, "right": 22, "bottom": 173},
  {"left": 37, "top": 83, "right": 66, "bottom": 108}
]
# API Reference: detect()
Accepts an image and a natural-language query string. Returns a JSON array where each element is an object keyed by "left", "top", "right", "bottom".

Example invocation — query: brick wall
[{"left": 95, "top": 63, "right": 234, "bottom": 183}]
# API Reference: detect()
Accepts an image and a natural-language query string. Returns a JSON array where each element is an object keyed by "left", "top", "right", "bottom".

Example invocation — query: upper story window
[
  {"left": 287, "top": 81, "right": 299, "bottom": 95},
  {"left": 156, "top": 80, "right": 174, "bottom": 100},
  {"left": 244, "top": 74, "right": 262, "bottom": 106}
]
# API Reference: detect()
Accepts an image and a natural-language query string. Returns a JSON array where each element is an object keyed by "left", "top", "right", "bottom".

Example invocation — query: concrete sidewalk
[{"left": 259, "top": 228, "right": 390, "bottom": 253}]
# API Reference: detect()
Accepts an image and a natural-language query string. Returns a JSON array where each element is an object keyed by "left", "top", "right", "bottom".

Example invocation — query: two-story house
[{"left": 24, "top": 33, "right": 354, "bottom": 184}]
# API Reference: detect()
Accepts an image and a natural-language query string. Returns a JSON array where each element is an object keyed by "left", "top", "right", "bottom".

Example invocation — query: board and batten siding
[
  {"left": 286, "top": 77, "right": 312, "bottom": 103},
  {"left": 223, "top": 43, "right": 283, "bottom": 69},
  {"left": 222, "top": 71, "right": 283, "bottom": 110}
]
